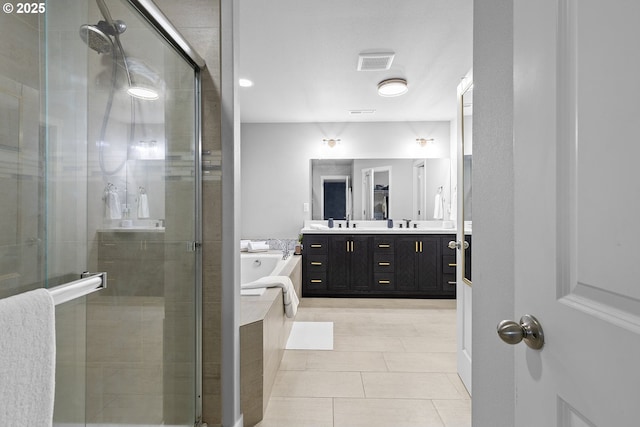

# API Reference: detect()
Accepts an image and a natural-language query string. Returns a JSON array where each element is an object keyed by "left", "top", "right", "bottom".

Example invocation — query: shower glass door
[{"left": 45, "top": 0, "right": 200, "bottom": 425}]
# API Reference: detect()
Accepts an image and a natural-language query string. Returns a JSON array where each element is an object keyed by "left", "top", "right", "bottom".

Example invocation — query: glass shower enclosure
[{"left": 0, "top": 0, "right": 203, "bottom": 425}]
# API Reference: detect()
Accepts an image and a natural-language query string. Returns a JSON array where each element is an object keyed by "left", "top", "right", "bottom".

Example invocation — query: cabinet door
[
  {"left": 350, "top": 236, "right": 371, "bottom": 290},
  {"left": 395, "top": 237, "right": 419, "bottom": 291},
  {"left": 417, "top": 237, "right": 439, "bottom": 291},
  {"left": 328, "top": 236, "right": 350, "bottom": 290}
]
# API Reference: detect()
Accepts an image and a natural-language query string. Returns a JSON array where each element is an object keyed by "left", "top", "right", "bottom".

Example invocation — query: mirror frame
[{"left": 458, "top": 73, "right": 473, "bottom": 287}]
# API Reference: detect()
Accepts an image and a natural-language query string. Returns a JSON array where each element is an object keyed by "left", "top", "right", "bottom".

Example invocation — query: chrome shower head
[
  {"left": 79, "top": 18, "right": 126, "bottom": 55},
  {"left": 79, "top": 24, "right": 113, "bottom": 55}
]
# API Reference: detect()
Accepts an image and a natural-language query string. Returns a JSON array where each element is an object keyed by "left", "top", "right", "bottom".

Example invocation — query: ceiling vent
[
  {"left": 357, "top": 53, "right": 395, "bottom": 71},
  {"left": 349, "top": 109, "right": 376, "bottom": 115}
]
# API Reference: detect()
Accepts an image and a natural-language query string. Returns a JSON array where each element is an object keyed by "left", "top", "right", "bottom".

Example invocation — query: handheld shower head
[{"left": 79, "top": 24, "right": 113, "bottom": 55}]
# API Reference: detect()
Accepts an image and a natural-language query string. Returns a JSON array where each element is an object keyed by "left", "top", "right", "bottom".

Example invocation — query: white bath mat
[{"left": 286, "top": 321, "right": 334, "bottom": 350}]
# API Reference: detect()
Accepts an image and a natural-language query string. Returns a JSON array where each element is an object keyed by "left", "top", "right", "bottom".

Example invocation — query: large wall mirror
[
  {"left": 311, "top": 158, "right": 450, "bottom": 221},
  {"left": 461, "top": 82, "right": 473, "bottom": 284}
]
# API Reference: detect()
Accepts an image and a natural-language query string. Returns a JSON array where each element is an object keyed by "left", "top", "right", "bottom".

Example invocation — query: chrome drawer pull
[
  {"left": 378, "top": 262, "right": 391, "bottom": 266},
  {"left": 448, "top": 263, "right": 457, "bottom": 267},
  {"left": 311, "top": 279, "right": 323, "bottom": 283},
  {"left": 310, "top": 244, "right": 322, "bottom": 248},
  {"left": 311, "top": 262, "right": 323, "bottom": 266},
  {"left": 378, "top": 280, "right": 391, "bottom": 285},
  {"left": 378, "top": 244, "right": 391, "bottom": 248}
]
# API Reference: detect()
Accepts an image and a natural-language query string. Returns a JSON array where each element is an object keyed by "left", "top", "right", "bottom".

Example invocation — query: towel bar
[{"left": 48, "top": 272, "right": 107, "bottom": 306}]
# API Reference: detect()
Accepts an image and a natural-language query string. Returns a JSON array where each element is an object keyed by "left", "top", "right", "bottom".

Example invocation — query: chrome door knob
[
  {"left": 448, "top": 240, "right": 470, "bottom": 250},
  {"left": 497, "top": 314, "right": 544, "bottom": 350}
]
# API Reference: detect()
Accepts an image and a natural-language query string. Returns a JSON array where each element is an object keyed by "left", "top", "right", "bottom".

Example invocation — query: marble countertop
[
  {"left": 301, "top": 226, "right": 457, "bottom": 235},
  {"left": 301, "top": 220, "right": 470, "bottom": 235}
]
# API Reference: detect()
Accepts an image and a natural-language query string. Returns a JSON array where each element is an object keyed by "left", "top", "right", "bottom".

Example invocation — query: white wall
[{"left": 241, "top": 121, "right": 451, "bottom": 239}]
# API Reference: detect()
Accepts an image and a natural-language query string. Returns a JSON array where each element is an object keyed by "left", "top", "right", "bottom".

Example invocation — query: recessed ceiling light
[
  {"left": 239, "top": 78, "right": 254, "bottom": 87},
  {"left": 377, "top": 78, "right": 408, "bottom": 97}
]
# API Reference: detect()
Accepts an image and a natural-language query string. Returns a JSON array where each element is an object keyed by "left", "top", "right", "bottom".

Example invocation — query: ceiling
[{"left": 238, "top": 0, "right": 473, "bottom": 124}]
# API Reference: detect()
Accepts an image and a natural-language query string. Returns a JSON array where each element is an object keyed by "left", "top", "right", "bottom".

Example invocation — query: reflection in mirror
[
  {"left": 311, "top": 158, "right": 450, "bottom": 221},
  {"left": 462, "top": 85, "right": 473, "bottom": 284},
  {"left": 363, "top": 167, "right": 390, "bottom": 220},
  {"left": 321, "top": 175, "right": 349, "bottom": 220}
]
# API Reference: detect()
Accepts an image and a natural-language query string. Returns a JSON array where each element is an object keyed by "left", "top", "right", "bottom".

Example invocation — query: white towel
[
  {"left": 433, "top": 193, "right": 444, "bottom": 219},
  {"left": 247, "top": 241, "right": 269, "bottom": 252},
  {"left": 137, "top": 193, "right": 150, "bottom": 219},
  {"left": 309, "top": 224, "right": 329, "bottom": 230},
  {"left": 449, "top": 186, "right": 458, "bottom": 221},
  {"left": 106, "top": 190, "right": 122, "bottom": 220},
  {"left": 241, "top": 275, "right": 299, "bottom": 318},
  {"left": 0, "top": 289, "right": 56, "bottom": 426},
  {"left": 240, "top": 240, "right": 250, "bottom": 252}
]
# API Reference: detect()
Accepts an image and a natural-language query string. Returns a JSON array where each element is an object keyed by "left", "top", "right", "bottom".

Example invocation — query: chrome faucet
[
  {"left": 403, "top": 219, "right": 411, "bottom": 228},
  {"left": 279, "top": 239, "right": 290, "bottom": 260}
]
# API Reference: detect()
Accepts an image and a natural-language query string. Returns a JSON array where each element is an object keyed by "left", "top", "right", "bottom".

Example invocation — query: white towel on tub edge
[{"left": 241, "top": 275, "right": 299, "bottom": 318}]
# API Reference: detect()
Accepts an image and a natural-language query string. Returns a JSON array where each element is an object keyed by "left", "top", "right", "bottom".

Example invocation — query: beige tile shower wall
[
  {"left": 0, "top": 10, "right": 43, "bottom": 297},
  {"left": 154, "top": 1, "right": 223, "bottom": 425}
]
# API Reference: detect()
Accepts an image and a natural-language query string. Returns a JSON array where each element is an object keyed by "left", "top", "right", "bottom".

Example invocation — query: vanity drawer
[
  {"left": 373, "top": 273, "right": 395, "bottom": 291},
  {"left": 373, "top": 237, "right": 394, "bottom": 252},
  {"left": 442, "top": 255, "right": 457, "bottom": 274},
  {"left": 305, "top": 272, "right": 327, "bottom": 291},
  {"left": 304, "top": 236, "right": 328, "bottom": 255},
  {"left": 373, "top": 254, "right": 394, "bottom": 272},
  {"left": 305, "top": 255, "right": 327, "bottom": 272}
]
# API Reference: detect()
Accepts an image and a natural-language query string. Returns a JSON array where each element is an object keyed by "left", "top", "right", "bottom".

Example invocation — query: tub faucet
[{"left": 279, "top": 240, "right": 290, "bottom": 260}]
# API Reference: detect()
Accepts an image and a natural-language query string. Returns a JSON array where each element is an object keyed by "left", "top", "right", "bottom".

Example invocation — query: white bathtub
[{"left": 240, "top": 252, "right": 291, "bottom": 285}]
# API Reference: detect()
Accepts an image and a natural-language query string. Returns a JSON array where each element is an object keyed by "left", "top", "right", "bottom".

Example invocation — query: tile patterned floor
[{"left": 255, "top": 298, "right": 471, "bottom": 427}]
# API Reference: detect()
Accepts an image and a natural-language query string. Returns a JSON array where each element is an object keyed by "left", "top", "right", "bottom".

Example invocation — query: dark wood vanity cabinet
[
  {"left": 328, "top": 235, "right": 372, "bottom": 292},
  {"left": 303, "top": 233, "right": 456, "bottom": 298},
  {"left": 302, "top": 235, "right": 329, "bottom": 292},
  {"left": 395, "top": 236, "right": 439, "bottom": 293}
]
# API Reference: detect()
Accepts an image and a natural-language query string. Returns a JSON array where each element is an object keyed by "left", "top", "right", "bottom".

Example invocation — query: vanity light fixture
[
  {"left": 377, "top": 78, "right": 408, "bottom": 97},
  {"left": 322, "top": 138, "right": 341, "bottom": 148},
  {"left": 416, "top": 138, "right": 435, "bottom": 147}
]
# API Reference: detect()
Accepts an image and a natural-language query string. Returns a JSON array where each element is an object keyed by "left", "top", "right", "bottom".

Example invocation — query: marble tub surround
[
  {"left": 241, "top": 239, "right": 299, "bottom": 252},
  {"left": 302, "top": 220, "right": 457, "bottom": 234}
]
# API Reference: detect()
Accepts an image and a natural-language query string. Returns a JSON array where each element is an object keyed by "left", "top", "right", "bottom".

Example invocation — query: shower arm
[{"left": 96, "top": 0, "right": 116, "bottom": 27}]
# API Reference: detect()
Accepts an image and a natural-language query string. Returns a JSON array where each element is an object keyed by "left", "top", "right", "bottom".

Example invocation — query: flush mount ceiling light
[
  {"left": 322, "top": 138, "right": 341, "bottom": 148},
  {"left": 127, "top": 85, "right": 159, "bottom": 100},
  {"left": 125, "top": 58, "right": 161, "bottom": 100},
  {"left": 377, "top": 78, "right": 408, "bottom": 97},
  {"left": 416, "top": 138, "right": 435, "bottom": 147}
]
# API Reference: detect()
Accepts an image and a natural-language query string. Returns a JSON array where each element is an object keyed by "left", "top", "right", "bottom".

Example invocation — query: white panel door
[{"left": 512, "top": 0, "right": 640, "bottom": 425}]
